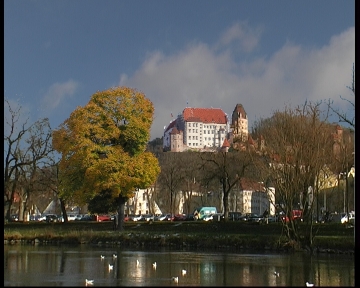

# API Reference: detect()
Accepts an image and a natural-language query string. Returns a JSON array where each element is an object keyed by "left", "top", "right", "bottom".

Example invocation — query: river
[{"left": 4, "top": 245, "right": 354, "bottom": 286}]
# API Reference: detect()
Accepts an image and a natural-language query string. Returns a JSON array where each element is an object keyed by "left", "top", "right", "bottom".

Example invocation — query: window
[{"left": 143, "top": 194, "right": 146, "bottom": 201}]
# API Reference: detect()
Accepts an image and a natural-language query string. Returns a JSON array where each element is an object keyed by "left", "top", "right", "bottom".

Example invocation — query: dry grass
[{"left": 4, "top": 220, "right": 354, "bottom": 252}]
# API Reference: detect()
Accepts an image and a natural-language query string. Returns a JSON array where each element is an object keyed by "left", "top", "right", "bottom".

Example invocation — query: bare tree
[
  {"left": 327, "top": 63, "right": 355, "bottom": 129},
  {"left": 178, "top": 152, "right": 203, "bottom": 214},
  {"left": 4, "top": 99, "right": 54, "bottom": 222},
  {"left": 253, "top": 101, "right": 336, "bottom": 251},
  {"left": 200, "top": 150, "right": 254, "bottom": 220},
  {"left": 156, "top": 152, "right": 186, "bottom": 214}
]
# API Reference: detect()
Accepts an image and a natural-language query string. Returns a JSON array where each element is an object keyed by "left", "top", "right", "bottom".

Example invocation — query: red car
[
  {"left": 96, "top": 215, "right": 112, "bottom": 222},
  {"left": 173, "top": 214, "right": 187, "bottom": 221}
]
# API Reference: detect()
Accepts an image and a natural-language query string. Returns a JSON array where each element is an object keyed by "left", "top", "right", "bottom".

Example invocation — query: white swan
[
  {"left": 85, "top": 279, "right": 94, "bottom": 286},
  {"left": 112, "top": 253, "right": 117, "bottom": 259},
  {"left": 306, "top": 282, "right": 314, "bottom": 287},
  {"left": 152, "top": 262, "right": 157, "bottom": 269},
  {"left": 100, "top": 255, "right": 105, "bottom": 259},
  {"left": 171, "top": 276, "right": 179, "bottom": 283},
  {"left": 181, "top": 269, "right": 186, "bottom": 276},
  {"left": 108, "top": 264, "right": 113, "bottom": 271}
]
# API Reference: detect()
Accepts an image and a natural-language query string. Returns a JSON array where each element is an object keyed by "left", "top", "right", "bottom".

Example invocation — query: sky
[{"left": 4, "top": 0, "right": 355, "bottom": 141}]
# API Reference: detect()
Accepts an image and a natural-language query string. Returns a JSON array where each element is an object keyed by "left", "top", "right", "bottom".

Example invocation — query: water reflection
[{"left": 4, "top": 245, "right": 354, "bottom": 286}]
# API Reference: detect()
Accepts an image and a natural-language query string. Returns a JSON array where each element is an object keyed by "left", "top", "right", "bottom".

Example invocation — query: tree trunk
[
  {"left": 60, "top": 198, "right": 67, "bottom": 223},
  {"left": 117, "top": 196, "right": 126, "bottom": 231}
]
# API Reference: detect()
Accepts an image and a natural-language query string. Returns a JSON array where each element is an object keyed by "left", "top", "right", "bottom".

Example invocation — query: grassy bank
[{"left": 4, "top": 221, "right": 355, "bottom": 254}]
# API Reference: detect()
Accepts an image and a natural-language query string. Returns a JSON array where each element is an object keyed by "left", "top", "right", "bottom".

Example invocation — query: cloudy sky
[{"left": 4, "top": 0, "right": 355, "bottom": 141}]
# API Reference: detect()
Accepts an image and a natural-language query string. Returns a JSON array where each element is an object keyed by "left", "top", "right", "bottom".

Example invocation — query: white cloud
[
  {"left": 215, "top": 21, "right": 263, "bottom": 53},
  {"left": 119, "top": 25, "right": 354, "bottom": 140},
  {"left": 41, "top": 79, "right": 79, "bottom": 111}
]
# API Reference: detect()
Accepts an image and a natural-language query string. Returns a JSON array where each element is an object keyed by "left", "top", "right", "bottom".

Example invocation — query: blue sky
[{"left": 4, "top": 0, "right": 355, "bottom": 141}]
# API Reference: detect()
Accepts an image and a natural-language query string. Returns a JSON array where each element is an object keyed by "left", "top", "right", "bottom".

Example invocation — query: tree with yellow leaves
[{"left": 52, "top": 87, "right": 160, "bottom": 230}]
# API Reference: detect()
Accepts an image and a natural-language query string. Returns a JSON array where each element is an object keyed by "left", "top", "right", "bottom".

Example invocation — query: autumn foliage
[{"left": 52, "top": 86, "right": 160, "bottom": 208}]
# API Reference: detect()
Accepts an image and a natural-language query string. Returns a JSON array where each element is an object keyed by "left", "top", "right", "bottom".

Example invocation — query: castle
[{"left": 163, "top": 104, "right": 258, "bottom": 152}]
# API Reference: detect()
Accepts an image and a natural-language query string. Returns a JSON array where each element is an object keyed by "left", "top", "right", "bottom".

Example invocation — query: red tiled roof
[
  {"left": 183, "top": 108, "right": 227, "bottom": 124},
  {"left": 222, "top": 138, "right": 230, "bottom": 148}
]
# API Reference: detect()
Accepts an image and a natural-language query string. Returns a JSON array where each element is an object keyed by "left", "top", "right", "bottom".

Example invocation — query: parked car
[
  {"left": 185, "top": 214, "right": 195, "bottom": 221},
  {"left": 80, "top": 214, "right": 95, "bottom": 221},
  {"left": 203, "top": 213, "right": 223, "bottom": 221},
  {"left": 142, "top": 214, "right": 155, "bottom": 221},
  {"left": 173, "top": 214, "right": 187, "bottom": 221},
  {"left": 45, "top": 214, "right": 59, "bottom": 222},
  {"left": 241, "top": 213, "right": 263, "bottom": 223},
  {"left": 67, "top": 214, "right": 77, "bottom": 221},
  {"left": 74, "top": 214, "right": 84, "bottom": 221},
  {"left": 97, "top": 215, "right": 112, "bottom": 222},
  {"left": 10, "top": 214, "right": 19, "bottom": 222},
  {"left": 29, "top": 215, "right": 41, "bottom": 221},
  {"left": 157, "top": 214, "right": 172, "bottom": 221},
  {"left": 202, "top": 214, "right": 213, "bottom": 221},
  {"left": 341, "top": 212, "right": 355, "bottom": 224},
  {"left": 131, "top": 214, "right": 143, "bottom": 221},
  {"left": 39, "top": 214, "right": 58, "bottom": 222}
]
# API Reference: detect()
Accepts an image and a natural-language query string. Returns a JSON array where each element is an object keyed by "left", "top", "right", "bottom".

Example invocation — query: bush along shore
[{"left": 4, "top": 221, "right": 355, "bottom": 255}]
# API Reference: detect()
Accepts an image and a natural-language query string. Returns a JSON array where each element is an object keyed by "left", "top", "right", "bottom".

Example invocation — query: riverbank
[{"left": 4, "top": 220, "right": 355, "bottom": 255}]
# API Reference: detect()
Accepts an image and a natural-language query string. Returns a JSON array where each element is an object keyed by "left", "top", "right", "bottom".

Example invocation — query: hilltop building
[{"left": 164, "top": 106, "right": 253, "bottom": 152}]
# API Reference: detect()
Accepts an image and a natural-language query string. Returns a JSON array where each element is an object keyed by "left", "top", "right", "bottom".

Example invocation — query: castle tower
[{"left": 231, "top": 104, "right": 248, "bottom": 142}]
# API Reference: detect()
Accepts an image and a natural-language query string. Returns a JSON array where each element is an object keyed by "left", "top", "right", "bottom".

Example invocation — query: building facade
[{"left": 163, "top": 107, "right": 230, "bottom": 152}]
